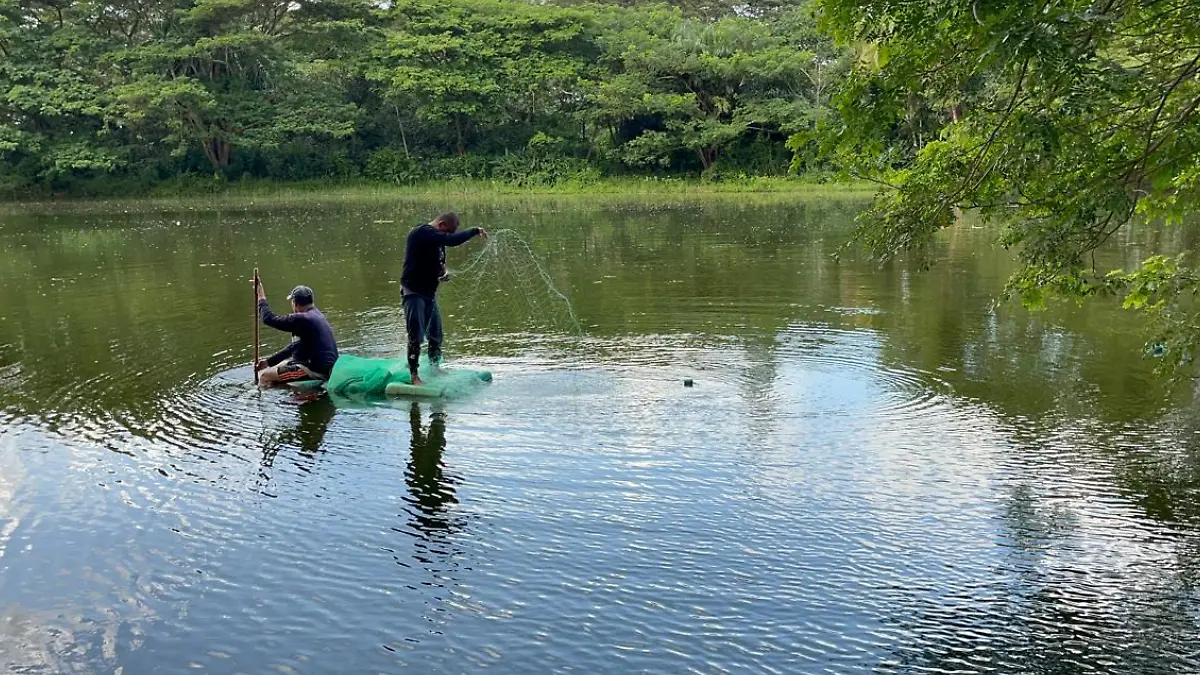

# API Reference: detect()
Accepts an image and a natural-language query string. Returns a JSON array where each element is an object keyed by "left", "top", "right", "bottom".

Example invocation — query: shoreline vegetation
[
  {"left": 0, "top": 1, "right": 849, "bottom": 204},
  {"left": 0, "top": 176, "right": 879, "bottom": 212}
]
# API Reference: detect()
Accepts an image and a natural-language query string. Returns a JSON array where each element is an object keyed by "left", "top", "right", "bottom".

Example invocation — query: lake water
[{"left": 1, "top": 194, "right": 1199, "bottom": 674}]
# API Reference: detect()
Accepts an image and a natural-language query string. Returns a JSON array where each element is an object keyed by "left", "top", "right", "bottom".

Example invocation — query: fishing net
[
  {"left": 443, "top": 229, "right": 582, "bottom": 345},
  {"left": 325, "top": 354, "right": 491, "bottom": 399},
  {"left": 310, "top": 229, "right": 579, "bottom": 400}
]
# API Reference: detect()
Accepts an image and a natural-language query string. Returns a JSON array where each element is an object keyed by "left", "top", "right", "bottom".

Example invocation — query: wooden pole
[{"left": 253, "top": 268, "right": 260, "bottom": 383}]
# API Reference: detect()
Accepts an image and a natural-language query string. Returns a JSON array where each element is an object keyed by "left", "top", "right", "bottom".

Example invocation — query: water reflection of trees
[
  {"left": 880, "top": 581, "right": 1199, "bottom": 674},
  {"left": 879, "top": 477, "right": 1200, "bottom": 674},
  {"left": 872, "top": 397, "right": 1200, "bottom": 672}
]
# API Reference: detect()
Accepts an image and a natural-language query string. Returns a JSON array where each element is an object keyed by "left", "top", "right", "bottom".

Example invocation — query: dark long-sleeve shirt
[
  {"left": 259, "top": 299, "right": 340, "bottom": 377},
  {"left": 401, "top": 223, "right": 481, "bottom": 298}
]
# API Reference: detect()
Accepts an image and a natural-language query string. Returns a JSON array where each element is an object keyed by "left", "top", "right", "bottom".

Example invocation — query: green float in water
[
  {"left": 384, "top": 369, "right": 493, "bottom": 398},
  {"left": 316, "top": 354, "right": 492, "bottom": 400},
  {"left": 286, "top": 379, "right": 328, "bottom": 393}
]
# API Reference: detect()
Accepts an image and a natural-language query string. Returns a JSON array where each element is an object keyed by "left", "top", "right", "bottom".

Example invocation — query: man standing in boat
[
  {"left": 255, "top": 280, "right": 340, "bottom": 387},
  {"left": 402, "top": 212, "right": 488, "bottom": 385}
]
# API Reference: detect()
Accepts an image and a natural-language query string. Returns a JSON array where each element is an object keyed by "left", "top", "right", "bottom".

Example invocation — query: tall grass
[{"left": 0, "top": 176, "right": 879, "bottom": 214}]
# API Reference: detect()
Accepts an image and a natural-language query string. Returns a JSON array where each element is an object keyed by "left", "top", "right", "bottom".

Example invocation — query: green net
[{"left": 325, "top": 354, "right": 491, "bottom": 399}]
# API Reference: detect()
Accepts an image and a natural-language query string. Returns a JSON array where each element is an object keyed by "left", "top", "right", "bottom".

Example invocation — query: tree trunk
[
  {"left": 200, "top": 139, "right": 218, "bottom": 170},
  {"left": 454, "top": 115, "right": 466, "bottom": 156},
  {"left": 394, "top": 104, "right": 410, "bottom": 158},
  {"left": 218, "top": 139, "right": 233, "bottom": 167},
  {"left": 200, "top": 138, "right": 235, "bottom": 171}
]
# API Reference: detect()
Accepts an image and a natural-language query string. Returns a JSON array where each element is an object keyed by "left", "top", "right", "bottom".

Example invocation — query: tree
[
  {"left": 554, "top": 0, "right": 806, "bottom": 21},
  {"left": 366, "top": 0, "right": 597, "bottom": 156},
  {"left": 591, "top": 6, "right": 834, "bottom": 172},
  {"left": 108, "top": 0, "right": 364, "bottom": 172},
  {"left": 0, "top": 0, "right": 125, "bottom": 188},
  {"left": 809, "top": 0, "right": 1200, "bottom": 373},
  {"left": 0, "top": 0, "right": 850, "bottom": 194}
]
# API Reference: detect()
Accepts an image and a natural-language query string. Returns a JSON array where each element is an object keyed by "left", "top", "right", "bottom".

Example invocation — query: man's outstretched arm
[{"left": 420, "top": 227, "right": 488, "bottom": 247}]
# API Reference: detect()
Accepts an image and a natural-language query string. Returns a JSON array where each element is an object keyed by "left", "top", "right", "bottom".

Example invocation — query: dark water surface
[{"left": 1, "top": 195, "right": 1199, "bottom": 674}]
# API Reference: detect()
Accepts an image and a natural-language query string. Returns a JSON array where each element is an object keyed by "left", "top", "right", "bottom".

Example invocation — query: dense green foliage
[
  {"left": 811, "top": 0, "right": 1200, "bottom": 373},
  {"left": 0, "top": 0, "right": 846, "bottom": 196}
]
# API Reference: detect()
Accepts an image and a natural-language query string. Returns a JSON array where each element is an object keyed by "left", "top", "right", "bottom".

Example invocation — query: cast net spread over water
[{"left": 448, "top": 229, "right": 582, "bottom": 341}]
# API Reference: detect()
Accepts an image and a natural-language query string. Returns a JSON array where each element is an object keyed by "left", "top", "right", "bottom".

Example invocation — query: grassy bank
[
  {"left": 0, "top": 175, "right": 880, "bottom": 213},
  {"left": 202, "top": 174, "right": 876, "bottom": 196}
]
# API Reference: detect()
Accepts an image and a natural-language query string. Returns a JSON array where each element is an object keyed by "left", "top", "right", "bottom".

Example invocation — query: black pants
[{"left": 403, "top": 292, "right": 443, "bottom": 373}]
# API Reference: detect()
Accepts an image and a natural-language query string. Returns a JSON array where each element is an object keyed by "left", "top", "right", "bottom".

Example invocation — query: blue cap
[{"left": 287, "top": 285, "right": 314, "bottom": 305}]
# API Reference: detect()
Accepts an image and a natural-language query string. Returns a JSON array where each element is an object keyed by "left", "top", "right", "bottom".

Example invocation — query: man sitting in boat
[{"left": 255, "top": 279, "right": 340, "bottom": 387}]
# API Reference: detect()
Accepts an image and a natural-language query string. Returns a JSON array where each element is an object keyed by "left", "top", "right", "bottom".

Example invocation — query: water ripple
[{"left": 1, "top": 316, "right": 1198, "bottom": 673}]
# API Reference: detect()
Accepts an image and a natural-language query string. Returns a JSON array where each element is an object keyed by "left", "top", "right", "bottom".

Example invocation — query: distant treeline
[{"left": 0, "top": 0, "right": 849, "bottom": 196}]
